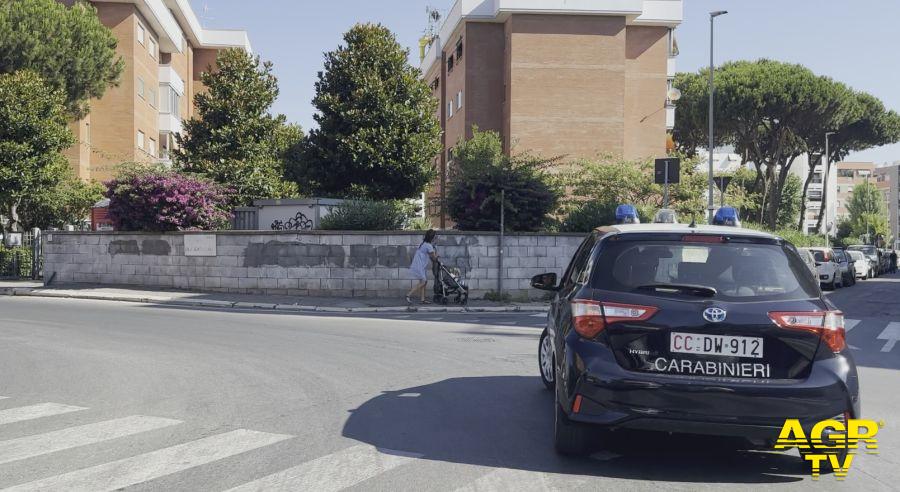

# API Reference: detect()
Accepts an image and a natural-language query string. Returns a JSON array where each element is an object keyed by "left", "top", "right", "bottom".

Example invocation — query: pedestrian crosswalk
[
  {"left": 0, "top": 403, "right": 86, "bottom": 426},
  {"left": 0, "top": 396, "right": 489, "bottom": 491},
  {"left": 225, "top": 445, "right": 421, "bottom": 492}
]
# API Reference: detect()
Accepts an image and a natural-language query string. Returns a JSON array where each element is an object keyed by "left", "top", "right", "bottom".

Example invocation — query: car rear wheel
[
  {"left": 554, "top": 398, "right": 591, "bottom": 456},
  {"left": 538, "top": 329, "right": 555, "bottom": 390}
]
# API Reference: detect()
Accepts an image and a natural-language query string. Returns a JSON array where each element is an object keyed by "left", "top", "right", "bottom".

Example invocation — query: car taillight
[
  {"left": 768, "top": 310, "right": 845, "bottom": 352},
  {"left": 572, "top": 300, "right": 658, "bottom": 339}
]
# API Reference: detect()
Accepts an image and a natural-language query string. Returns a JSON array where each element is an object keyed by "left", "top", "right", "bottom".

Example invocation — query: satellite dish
[{"left": 666, "top": 87, "right": 682, "bottom": 102}]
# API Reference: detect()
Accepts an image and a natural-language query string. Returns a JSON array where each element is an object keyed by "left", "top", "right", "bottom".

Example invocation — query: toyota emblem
[{"left": 703, "top": 307, "right": 727, "bottom": 323}]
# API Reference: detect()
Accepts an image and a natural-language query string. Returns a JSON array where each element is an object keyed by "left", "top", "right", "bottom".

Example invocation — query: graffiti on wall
[{"left": 271, "top": 212, "right": 314, "bottom": 231}]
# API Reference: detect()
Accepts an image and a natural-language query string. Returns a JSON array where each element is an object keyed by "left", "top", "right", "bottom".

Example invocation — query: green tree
[
  {"left": 174, "top": 48, "right": 300, "bottom": 205},
  {"left": 291, "top": 23, "right": 442, "bottom": 200},
  {"left": 557, "top": 154, "right": 708, "bottom": 227},
  {"left": 446, "top": 129, "right": 559, "bottom": 231},
  {"left": 673, "top": 60, "right": 900, "bottom": 229},
  {"left": 846, "top": 182, "right": 889, "bottom": 242},
  {"left": 18, "top": 173, "right": 103, "bottom": 230},
  {"left": 0, "top": 0, "right": 123, "bottom": 118},
  {"left": 0, "top": 71, "right": 74, "bottom": 232}
]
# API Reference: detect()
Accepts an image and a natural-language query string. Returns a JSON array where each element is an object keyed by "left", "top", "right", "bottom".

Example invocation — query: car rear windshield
[
  {"left": 591, "top": 238, "right": 819, "bottom": 301},
  {"left": 848, "top": 251, "right": 865, "bottom": 261},
  {"left": 850, "top": 246, "right": 877, "bottom": 255},
  {"left": 812, "top": 250, "right": 826, "bottom": 262}
]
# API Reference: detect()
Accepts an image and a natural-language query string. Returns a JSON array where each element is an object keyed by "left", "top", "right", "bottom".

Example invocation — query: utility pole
[{"left": 708, "top": 10, "right": 728, "bottom": 223}]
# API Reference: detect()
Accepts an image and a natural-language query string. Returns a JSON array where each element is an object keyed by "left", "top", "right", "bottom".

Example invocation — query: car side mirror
[{"left": 531, "top": 272, "right": 558, "bottom": 291}]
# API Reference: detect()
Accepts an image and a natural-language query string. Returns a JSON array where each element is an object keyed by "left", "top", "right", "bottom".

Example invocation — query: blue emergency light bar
[
  {"left": 615, "top": 204, "right": 640, "bottom": 224},
  {"left": 713, "top": 206, "right": 741, "bottom": 227}
]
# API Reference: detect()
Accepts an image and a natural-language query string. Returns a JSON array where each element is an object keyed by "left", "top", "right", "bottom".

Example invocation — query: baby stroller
[{"left": 433, "top": 260, "right": 469, "bottom": 305}]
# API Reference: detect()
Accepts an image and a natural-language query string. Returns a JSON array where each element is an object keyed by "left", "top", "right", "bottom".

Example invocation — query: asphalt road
[{"left": 0, "top": 275, "right": 898, "bottom": 491}]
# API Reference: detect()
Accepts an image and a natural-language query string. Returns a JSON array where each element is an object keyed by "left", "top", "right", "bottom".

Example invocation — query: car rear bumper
[{"left": 563, "top": 341, "right": 859, "bottom": 440}]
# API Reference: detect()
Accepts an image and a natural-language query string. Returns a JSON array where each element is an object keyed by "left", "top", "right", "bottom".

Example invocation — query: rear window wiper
[{"left": 635, "top": 283, "right": 718, "bottom": 298}]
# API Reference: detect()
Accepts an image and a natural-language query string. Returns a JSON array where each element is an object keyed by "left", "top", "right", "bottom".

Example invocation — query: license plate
[{"left": 670, "top": 332, "right": 763, "bottom": 358}]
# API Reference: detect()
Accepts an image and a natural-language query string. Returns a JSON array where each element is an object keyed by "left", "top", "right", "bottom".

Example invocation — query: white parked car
[
  {"left": 847, "top": 250, "right": 871, "bottom": 279},
  {"left": 797, "top": 248, "right": 818, "bottom": 279},
  {"left": 808, "top": 247, "right": 842, "bottom": 290}
]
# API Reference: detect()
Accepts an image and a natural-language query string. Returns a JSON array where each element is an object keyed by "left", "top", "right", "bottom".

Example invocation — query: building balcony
[
  {"left": 158, "top": 65, "right": 185, "bottom": 96},
  {"left": 159, "top": 112, "right": 182, "bottom": 134}
]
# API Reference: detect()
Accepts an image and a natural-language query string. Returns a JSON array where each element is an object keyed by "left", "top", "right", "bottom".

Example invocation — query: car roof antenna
[{"left": 688, "top": 214, "right": 697, "bottom": 228}]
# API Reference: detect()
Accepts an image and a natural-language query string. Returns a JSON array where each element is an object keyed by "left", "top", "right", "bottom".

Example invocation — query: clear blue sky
[{"left": 191, "top": 0, "right": 900, "bottom": 165}]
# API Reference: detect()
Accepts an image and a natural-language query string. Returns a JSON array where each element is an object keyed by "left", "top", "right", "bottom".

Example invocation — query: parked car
[
  {"left": 847, "top": 250, "right": 872, "bottom": 279},
  {"left": 808, "top": 247, "right": 843, "bottom": 290},
  {"left": 532, "top": 223, "right": 858, "bottom": 463},
  {"left": 797, "top": 248, "right": 818, "bottom": 278},
  {"left": 849, "top": 245, "right": 881, "bottom": 276},
  {"left": 832, "top": 248, "right": 856, "bottom": 286}
]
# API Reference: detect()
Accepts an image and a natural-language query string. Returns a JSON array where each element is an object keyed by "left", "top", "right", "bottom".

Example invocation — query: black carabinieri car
[{"left": 533, "top": 224, "right": 859, "bottom": 459}]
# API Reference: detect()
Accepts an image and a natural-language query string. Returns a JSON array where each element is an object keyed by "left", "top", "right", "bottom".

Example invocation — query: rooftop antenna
[
  {"left": 199, "top": 2, "right": 214, "bottom": 22},
  {"left": 419, "top": 6, "right": 442, "bottom": 62}
]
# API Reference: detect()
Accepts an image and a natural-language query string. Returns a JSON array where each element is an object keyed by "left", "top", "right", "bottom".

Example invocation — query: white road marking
[
  {"left": 225, "top": 444, "right": 420, "bottom": 492},
  {"left": 844, "top": 319, "right": 861, "bottom": 332},
  {"left": 0, "top": 403, "right": 86, "bottom": 426},
  {"left": 454, "top": 467, "right": 555, "bottom": 492},
  {"left": 3, "top": 429, "right": 292, "bottom": 492},
  {"left": 0, "top": 415, "right": 181, "bottom": 465},
  {"left": 877, "top": 322, "right": 900, "bottom": 352}
]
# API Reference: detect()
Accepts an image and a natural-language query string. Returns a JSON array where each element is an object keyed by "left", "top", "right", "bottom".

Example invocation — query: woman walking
[{"left": 407, "top": 229, "right": 438, "bottom": 305}]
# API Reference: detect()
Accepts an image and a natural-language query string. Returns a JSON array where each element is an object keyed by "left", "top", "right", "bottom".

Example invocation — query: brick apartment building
[
  {"left": 420, "top": 0, "right": 683, "bottom": 224},
  {"left": 59, "top": 0, "right": 251, "bottom": 183},
  {"left": 874, "top": 164, "right": 900, "bottom": 245}
]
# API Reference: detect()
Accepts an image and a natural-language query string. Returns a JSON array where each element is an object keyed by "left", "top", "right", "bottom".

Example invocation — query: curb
[{"left": 1, "top": 287, "right": 549, "bottom": 314}]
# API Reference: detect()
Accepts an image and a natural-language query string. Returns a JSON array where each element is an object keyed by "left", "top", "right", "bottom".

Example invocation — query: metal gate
[{"left": 0, "top": 228, "right": 42, "bottom": 280}]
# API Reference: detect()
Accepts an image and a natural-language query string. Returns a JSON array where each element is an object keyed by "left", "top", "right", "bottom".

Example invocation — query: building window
[
  {"left": 447, "top": 147, "right": 455, "bottom": 162},
  {"left": 431, "top": 78, "right": 439, "bottom": 91},
  {"left": 137, "top": 23, "right": 145, "bottom": 46},
  {"left": 455, "top": 38, "right": 463, "bottom": 60},
  {"left": 456, "top": 91, "right": 462, "bottom": 110},
  {"left": 447, "top": 101, "right": 453, "bottom": 119},
  {"left": 137, "top": 77, "right": 145, "bottom": 99},
  {"left": 148, "top": 38, "right": 157, "bottom": 59},
  {"left": 838, "top": 169, "right": 855, "bottom": 178},
  {"left": 148, "top": 88, "right": 157, "bottom": 108},
  {"left": 137, "top": 130, "right": 145, "bottom": 150},
  {"left": 447, "top": 54, "right": 454, "bottom": 73},
  {"left": 811, "top": 172, "right": 823, "bottom": 184},
  {"left": 148, "top": 138, "right": 157, "bottom": 157}
]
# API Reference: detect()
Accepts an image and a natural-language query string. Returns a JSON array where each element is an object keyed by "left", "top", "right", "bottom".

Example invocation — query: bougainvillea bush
[{"left": 105, "top": 167, "right": 232, "bottom": 231}]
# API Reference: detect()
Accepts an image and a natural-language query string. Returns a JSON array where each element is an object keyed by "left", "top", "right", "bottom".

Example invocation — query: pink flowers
[{"left": 104, "top": 169, "right": 233, "bottom": 231}]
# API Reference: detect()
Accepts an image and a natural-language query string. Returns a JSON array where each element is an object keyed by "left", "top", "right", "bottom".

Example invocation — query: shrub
[
  {"left": 0, "top": 245, "right": 33, "bottom": 278},
  {"left": 560, "top": 199, "right": 618, "bottom": 233},
  {"left": 319, "top": 200, "right": 414, "bottom": 231},
  {"left": 447, "top": 129, "right": 560, "bottom": 232},
  {"left": 405, "top": 216, "right": 432, "bottom": 231},
  {"left": 104, "top": 167, "right": 232, "bottom": 231}
]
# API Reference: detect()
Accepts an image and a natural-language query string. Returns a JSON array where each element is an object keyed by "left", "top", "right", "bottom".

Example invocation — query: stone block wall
[{"left": 43, "top": 231, "right": 585, "bottom": 299}]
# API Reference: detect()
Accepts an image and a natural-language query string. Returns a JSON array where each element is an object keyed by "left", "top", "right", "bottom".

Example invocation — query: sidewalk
[{"left": 0, "top": 280, "right": 549, "bottom": 314}]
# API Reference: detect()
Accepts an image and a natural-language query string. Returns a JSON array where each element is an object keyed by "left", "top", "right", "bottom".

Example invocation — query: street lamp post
[
  {"left": 708, "top": 10, "right": 728, "bottom": 223},
  {"left": 823, "top": 131, "right": 835, "bottom": 241}
]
